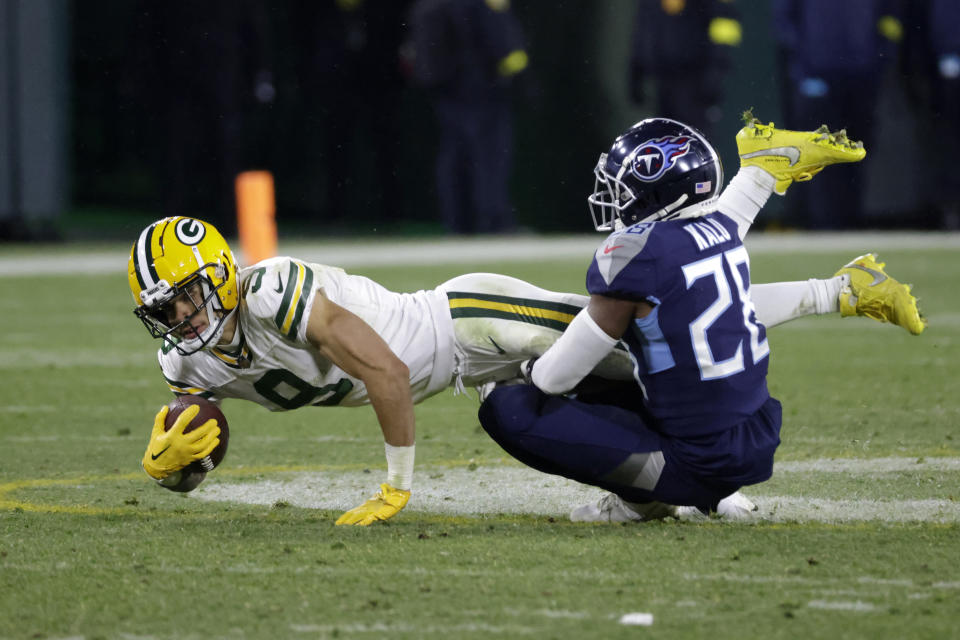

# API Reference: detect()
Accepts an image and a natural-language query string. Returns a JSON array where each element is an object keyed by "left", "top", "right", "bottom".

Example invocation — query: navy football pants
[{"left": 479, "top": 385, "right": 782, "bottom": 513}]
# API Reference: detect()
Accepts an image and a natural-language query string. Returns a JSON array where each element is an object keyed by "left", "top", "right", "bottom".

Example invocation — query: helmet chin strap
[
  {"left": 173, "top": 274, "right": 235, "bottom": 355},
  {"left": 622, "top": 194, "right": 690, "bottom": 227},
  {"left": 618, "top": 193, "right": 720, "bottom": 229},
  {"left": 174, "top": 305, "right": 234, "bottom": 355},
  {"left": 653, "top": 194, "right": 690, "bottom": 221},
  {"left": 213, "top": 306, "right": 240, "bottom": 347},
  {"left": 203, "top": 303, "right": 236, "bottom": 349},
  {"left": 672, "top": 195, "right": 719, "bottom": 221}
]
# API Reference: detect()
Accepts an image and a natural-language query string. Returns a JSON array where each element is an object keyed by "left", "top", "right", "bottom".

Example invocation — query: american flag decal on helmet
[{"left": 695, "top": 181, "right": 712, "bottom": 194}]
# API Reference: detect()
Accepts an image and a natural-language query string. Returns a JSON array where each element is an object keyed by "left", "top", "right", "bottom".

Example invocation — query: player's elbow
[
  {"left": 383, "top": 355, "right": 410, "bottom": 382},
  {"left": 360, "top": 354, "right": 410, "bottom": 394}
]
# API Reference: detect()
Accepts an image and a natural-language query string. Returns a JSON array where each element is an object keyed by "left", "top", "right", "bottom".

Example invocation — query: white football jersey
[{"left": 158, "top": 257, "right": 455, "bottom": 410}]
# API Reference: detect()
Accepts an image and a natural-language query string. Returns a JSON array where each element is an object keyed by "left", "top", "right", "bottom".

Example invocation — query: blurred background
[{"left": 1, "top": 0, "right": 957, "bottom": 243}]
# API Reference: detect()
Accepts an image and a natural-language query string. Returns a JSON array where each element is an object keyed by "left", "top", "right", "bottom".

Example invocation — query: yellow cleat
[
  {"left": 736, "top": 110, "right": 867, "bottom": 195},
  {"left": 335, "top": 483, "right": 410, "bottom": 526},
  {"left": 835, "top": 253, "right": 926, "bottom": 335}
]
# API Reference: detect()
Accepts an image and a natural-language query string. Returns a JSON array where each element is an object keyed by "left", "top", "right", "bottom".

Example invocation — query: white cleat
[
  {"left": 716, "top": 491, "right": 758, "bottom": 520},
  {"left": 570, "top": 492, "right": 678, "bottom": 523},
  {"left": 717, "top": 491, "right": 759, "bottom": 520},
  {"left": 675, "top": 492, "right": 758, "bottom": 521}
]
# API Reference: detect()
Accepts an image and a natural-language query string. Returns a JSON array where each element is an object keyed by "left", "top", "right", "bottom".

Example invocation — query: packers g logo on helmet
[
  {"left": 174, "top": 218, "right": 206, "bottom": 246},
  {"left": 128, "top": 217, "right": 238, "bottom": 355}
]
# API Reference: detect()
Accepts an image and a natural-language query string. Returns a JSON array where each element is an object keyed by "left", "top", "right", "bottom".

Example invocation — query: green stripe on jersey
[
  {"left": 445, "top": 291, "right": 583, "bottom": 316},
  {"left": 274, "top": 262, "right": 300, "bottom": 332},
  {"left": 286, "top": 265, "right": 313, "bottom": 339},
  {"left": 162, "top": 374, "right": 212, "bottom": 396},
  {"left": 448, "top": 306, "right": 572, "bottom": 332}
]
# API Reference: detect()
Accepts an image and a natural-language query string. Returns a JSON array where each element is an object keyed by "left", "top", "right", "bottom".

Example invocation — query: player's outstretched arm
[
  {"left": 305, "top": 292, "right": 415, "bottom": 525},
  {"left": 141, "top": 404, "right": 220, "bottom": 480},
  {"left": 529, "top": 295, "right": 641, "bottom": 395}
]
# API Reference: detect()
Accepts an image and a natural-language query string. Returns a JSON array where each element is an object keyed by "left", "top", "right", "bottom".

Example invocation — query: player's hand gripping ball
[
  {"left": 164, "top": 396, "right": 230, "bottom": 472},
  {"left": 141, "top": 396, "right": 229, "bottom": 493}
]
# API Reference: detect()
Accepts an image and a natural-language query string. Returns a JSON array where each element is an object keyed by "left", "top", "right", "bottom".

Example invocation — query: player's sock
[
  {"left": 751, "top": 276, "right": 844, "bottom": 328},
  {"left": 716, "top": 166, "right": 776, "bottom": 240}
]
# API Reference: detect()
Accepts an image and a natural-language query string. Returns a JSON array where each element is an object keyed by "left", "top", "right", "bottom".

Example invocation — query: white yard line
[
  {"left": 775, "top": 457, "right": 960, "bottom": 473},
  {"left": 754, "top": 496, "right": 960, "bottom": 523},
  {"left": 807, "top": 600, "right": 877, "bottom": 612},
  {"left": 191, "top": 459, "right": 960, "bottom": 523},
  {"left": 2, "top": 231, "right": 958, "bottom": 276},
  {"left": 289, "top": 622, "right": 538, "bottom": 635},
  {"left": 684, "top": 573, "right": 960, "bottom": 590}
]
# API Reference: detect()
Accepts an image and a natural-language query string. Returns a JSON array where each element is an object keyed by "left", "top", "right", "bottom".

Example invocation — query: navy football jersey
[{"left": 586, "top": 213, "right": 770, "bottom": 437}]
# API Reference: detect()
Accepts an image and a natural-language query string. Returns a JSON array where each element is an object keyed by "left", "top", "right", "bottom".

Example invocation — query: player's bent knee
[{"left": 478, "top": 384, "right": 544, "bottom": 437}]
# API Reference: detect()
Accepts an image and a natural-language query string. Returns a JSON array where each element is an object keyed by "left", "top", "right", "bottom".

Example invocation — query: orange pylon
[{"left": 235, "top": 170, "right": 277, "bottom": 265}]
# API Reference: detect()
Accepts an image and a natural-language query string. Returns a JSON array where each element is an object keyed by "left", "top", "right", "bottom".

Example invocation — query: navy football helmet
[{"left": 588, "top": 118, "right": 723, "bottom": 231}]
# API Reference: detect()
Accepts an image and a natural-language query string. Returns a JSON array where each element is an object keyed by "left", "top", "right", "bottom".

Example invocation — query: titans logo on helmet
[{"left": 629, "top": 136, "right": 692, "bottom": 182}]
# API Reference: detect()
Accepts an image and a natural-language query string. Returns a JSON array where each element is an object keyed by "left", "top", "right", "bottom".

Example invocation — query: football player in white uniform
[{"left": 129, "top": 216, "right": 633, "bottom": 524}]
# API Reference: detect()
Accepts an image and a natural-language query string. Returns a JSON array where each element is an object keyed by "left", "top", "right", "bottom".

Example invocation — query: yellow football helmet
[{"left": 128, "top": 217, "right": 239, "bottom": 355}]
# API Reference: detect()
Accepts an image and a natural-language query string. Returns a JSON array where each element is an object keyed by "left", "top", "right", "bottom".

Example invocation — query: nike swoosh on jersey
[
  {"left": 150, "top": 445, "right": 171, "bottom": 460},
  {"left": 849, "top": 263, "right": 888, "bottom": 286},
  {"left": 603, "top": 244, "right": 624, "bottom": 254},
  {"left": 275, "top": 273, "right": 284, "bottom": 293},
  {"left": 739, "top": 146, "right": 801, "bottom": 166}
]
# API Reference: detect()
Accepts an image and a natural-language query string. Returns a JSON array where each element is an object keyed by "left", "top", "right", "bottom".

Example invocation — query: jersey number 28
[{"left": 682, "top": 246, "right": 769, "bottom": 381}]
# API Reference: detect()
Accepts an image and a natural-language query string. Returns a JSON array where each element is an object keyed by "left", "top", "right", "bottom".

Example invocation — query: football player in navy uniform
[{"left": 478, "top": 115, "right": 926, "bottom": 522}]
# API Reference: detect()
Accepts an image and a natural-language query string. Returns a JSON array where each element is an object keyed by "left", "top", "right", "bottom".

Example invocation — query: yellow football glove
[
  {"left": 335, "top": 483, "right": 410, "bottom": 526},
  {"left": 141, "top": 404, "right": 220, "bottom": 480}
]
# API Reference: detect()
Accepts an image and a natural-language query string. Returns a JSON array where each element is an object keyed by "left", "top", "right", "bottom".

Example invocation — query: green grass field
[{"left": 1, "top": 236, "right": 958, "bottom": 639}]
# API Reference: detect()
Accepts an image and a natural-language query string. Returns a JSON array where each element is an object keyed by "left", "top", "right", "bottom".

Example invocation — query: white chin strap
[
  {"left": 203, "top": 305, "right": 236, "bottom": 349},
  {"left": 176, "top": 280, "right": 235, "bottom": 353},
  {"left": 659, "top": 194, "right": 690, "bottom": 219},
  {"left": 672, "top": 196, "right": 719, "bottom": 220},
  {"left": 647, "top": 195, "right": 719, "bottom": 225},
  {"left": 175, "top": 306, "right": 233, "bottom": 354},
  {"left": 613, "top": 194, "right": 691, "bottom": 231}
]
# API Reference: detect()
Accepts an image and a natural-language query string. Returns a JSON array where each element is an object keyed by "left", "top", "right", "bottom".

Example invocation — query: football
[{"left": 164, "top": 395, "right": 230, "bottom": 473}]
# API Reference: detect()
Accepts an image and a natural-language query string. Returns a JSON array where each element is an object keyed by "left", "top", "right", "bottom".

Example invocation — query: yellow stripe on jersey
[
  {"left": 162, "top": 373, "right": 213, "bottom": 398},
  {"left": 279, "top": 266, "right": 306, "bottom": 335},
  {"left": 164, "top": 381, "right": 209, "bottom": 396},
  {"left": 209, "top": 345, "right": 251, "bottom": 368},
  {"left": 446, "top": 291, "right": 582, "bottom": 332},
  {"left": 449, "top": 297, "right": 576, "bottom": 324},
  {"left": 274, "top": 261, "right": 314, "bottom": 339},
  {"left": 209, "top": 330, "right": 252, "bottom": 369}
]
